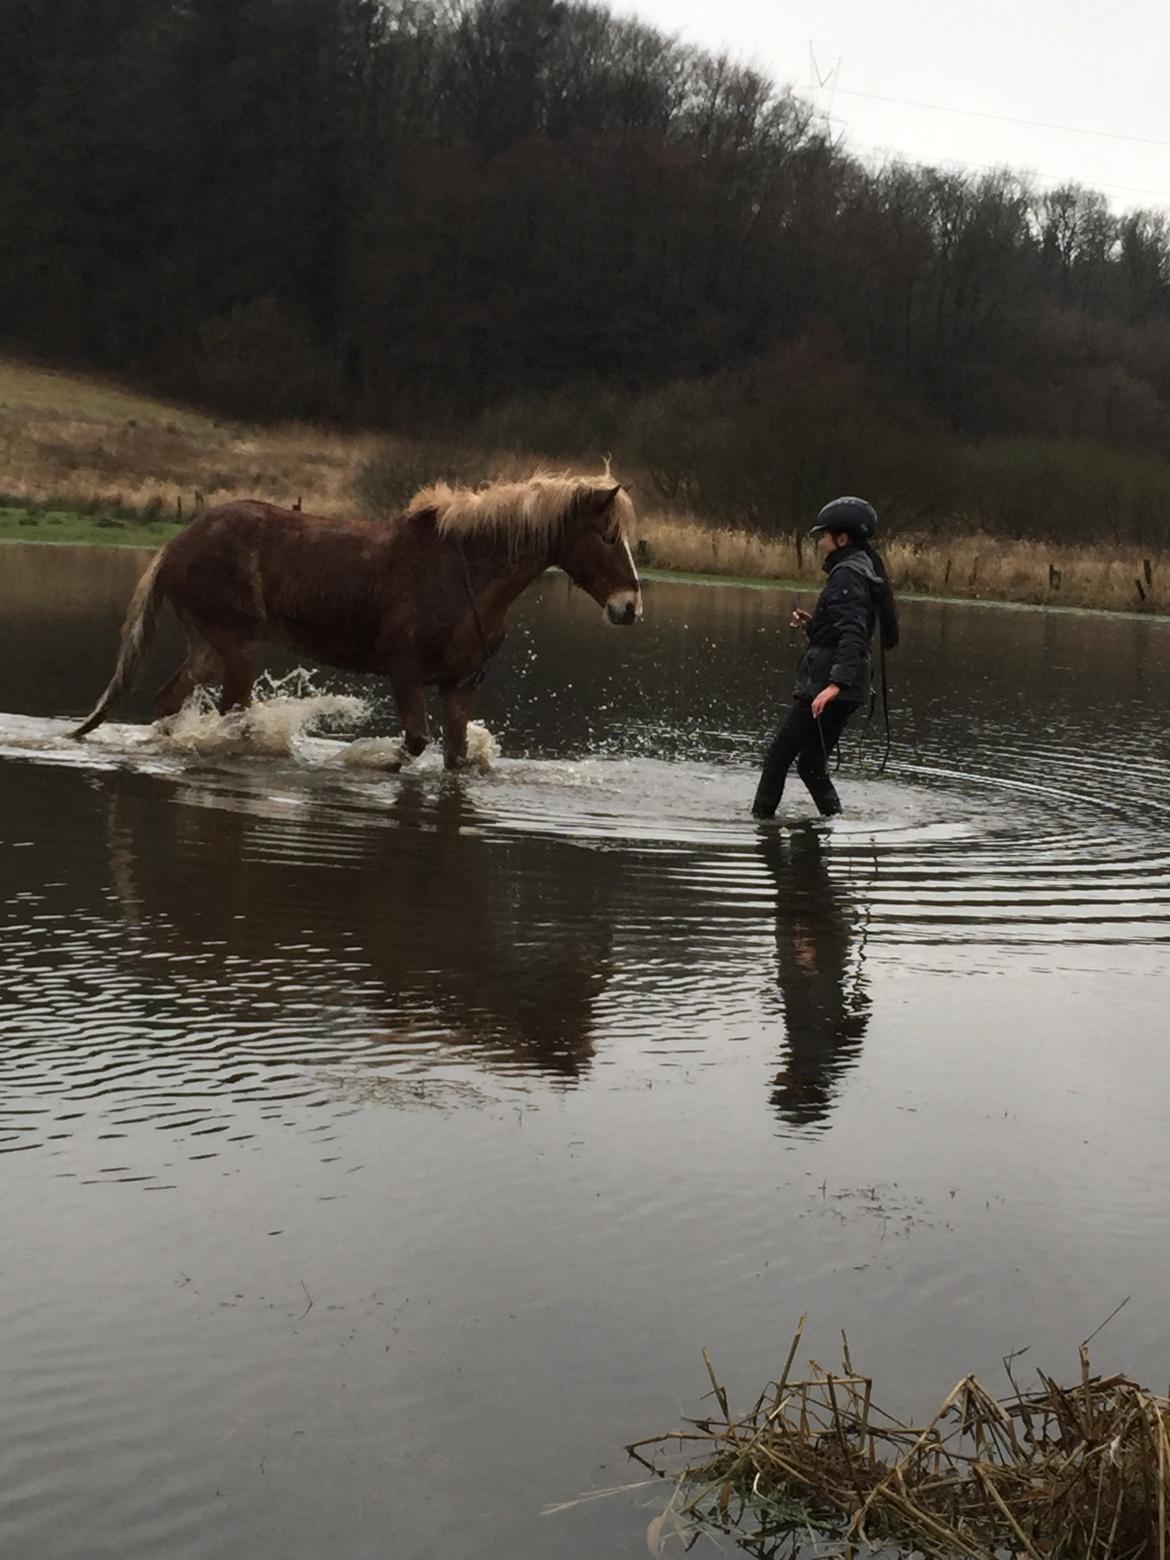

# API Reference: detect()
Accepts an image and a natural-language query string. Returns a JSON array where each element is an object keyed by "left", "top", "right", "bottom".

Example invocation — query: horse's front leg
[
  {"left": 439, "top": 682, "right": 474, "bottom": 770},
  {"left": 390, "top": 675, "right": 430, "bottom": 763}
]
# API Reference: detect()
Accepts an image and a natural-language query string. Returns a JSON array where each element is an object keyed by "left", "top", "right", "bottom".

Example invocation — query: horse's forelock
[{"left": 609, "top": 484, "right": 635, "bottom": 537}]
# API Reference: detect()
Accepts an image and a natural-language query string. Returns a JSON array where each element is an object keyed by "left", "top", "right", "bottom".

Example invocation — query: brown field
[
  {"left": 1, "top": 357, "right": 1165, "bottom": 614},
  {"left": 0, "top": 357, "right": 376, "bottom": 517}
]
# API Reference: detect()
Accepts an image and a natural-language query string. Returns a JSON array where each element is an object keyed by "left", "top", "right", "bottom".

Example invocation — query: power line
[
  {"left": 829, "top": 86, "right": 1170, "bottom": 151},
  {"left": 841, "top": 135, "right": 1170, "bottom": 205},
  {"left": 821, "top": 103, "right": 1170, "bottom": 202}
]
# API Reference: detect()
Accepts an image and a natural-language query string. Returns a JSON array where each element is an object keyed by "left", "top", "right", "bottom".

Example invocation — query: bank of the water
[
  {"left": 637, "top": 513, "right": 1170, "bottom": 617},
  {"left": 5, "top": 355, "right": 1167, "bottom": 615},
  {"left": 644, "top": 566, "right": 1170, "bottom": 625},
  {"left": 5, "top": 507, "right": 1169, "bottom": 621},
  {"left": 644, "top": 566, "right": 805, "bottom": 592},
  {"left": 0, "top": 507, "right": 182, "bottom": 549}
]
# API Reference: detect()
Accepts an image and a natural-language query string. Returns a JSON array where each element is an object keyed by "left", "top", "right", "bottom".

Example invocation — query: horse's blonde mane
[{"left": 402, "top": 471, "right": 633, "bottom": 554}]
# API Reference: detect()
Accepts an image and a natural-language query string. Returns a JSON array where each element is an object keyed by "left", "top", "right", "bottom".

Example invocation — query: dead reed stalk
[{"left": 630, "top": 1319, "right": 1170, "bottom": 1558}]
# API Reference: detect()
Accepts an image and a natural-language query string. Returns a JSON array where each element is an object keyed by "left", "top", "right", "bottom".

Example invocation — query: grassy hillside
[{"left": 0, "top": 357, "right": 375, "bottom": 526}]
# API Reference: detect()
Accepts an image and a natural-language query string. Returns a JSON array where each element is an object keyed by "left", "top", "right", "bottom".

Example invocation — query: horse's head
[{"left": 555, "top": 482, "right": 642, "bottom": 625}]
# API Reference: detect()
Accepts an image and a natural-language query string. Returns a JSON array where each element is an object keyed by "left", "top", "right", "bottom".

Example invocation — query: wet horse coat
[{"left": 72, "top": 474, "right": 641, "bottom": 766}]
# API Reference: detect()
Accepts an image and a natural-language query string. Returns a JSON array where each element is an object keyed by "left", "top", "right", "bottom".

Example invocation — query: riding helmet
[{"left": 808, "top": 496, "right": 878, "bottom": 541}]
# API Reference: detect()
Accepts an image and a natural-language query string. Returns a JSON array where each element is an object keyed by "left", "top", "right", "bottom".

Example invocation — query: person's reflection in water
[{"left": 760, "top": 827, "right": 872, "bottom": 1130}]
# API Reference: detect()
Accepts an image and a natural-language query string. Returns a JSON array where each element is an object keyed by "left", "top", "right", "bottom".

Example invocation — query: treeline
[{"left": 3, "top": 0, "right": 1170, "bottom": 544}]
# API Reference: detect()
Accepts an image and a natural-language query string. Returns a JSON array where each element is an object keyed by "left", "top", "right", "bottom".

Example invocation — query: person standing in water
[{"left": 751, "top": 496, "right": 899, "bottom": 820}]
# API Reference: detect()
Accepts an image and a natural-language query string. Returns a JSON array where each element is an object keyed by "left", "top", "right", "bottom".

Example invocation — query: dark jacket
[{"left": 794, "top": 545, "right": 882, "bottom": 706}]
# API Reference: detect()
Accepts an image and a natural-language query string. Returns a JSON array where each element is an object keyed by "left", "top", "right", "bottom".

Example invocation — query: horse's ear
[{"left": 581, "top": 482, "right": 622, "bottom": 516}]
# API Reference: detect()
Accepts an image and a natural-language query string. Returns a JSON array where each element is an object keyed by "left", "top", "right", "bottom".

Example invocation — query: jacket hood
[{"left": 822, "top": 544, "right": 880, "bottom": 588}]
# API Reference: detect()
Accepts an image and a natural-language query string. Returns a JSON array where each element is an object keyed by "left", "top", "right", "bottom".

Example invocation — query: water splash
[
  {"left": 465, "top": 721, "right": 496, "bottom": 770},
  {"left": 341, "top": 736, "right": 409, "bottom": 771},
  {"left": 150, "top": 672, "right": 497, "bottom": 771},
  {"left": 156, "top": 672, "right": 367, "bottom": 758},
  {"left": 341, "top": 721, "right": 496, "bottom": 772},
  {"left": 0, "top": 697, "right": 497, "bottom": 777}
]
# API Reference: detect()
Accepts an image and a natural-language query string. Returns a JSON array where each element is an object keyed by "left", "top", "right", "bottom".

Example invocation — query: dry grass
[
  {"left": 882, "top": 533, "right": 1169, "bottom": 616},
  {"left": 0, "top": 357, "right": 209, "bottom": 426},
  {"left": 0, "top": 356, "right": 376, "bottom": 518},
  {"left": 630, "top": 1316, "right": 1170, "bottom": 1559},
  {"left": 3, "top": 356, "right": 1166, "bottom": 613},
  {"left": 632, "top": 510, "right": 808, "bottom": 585},
  {"left": 632, "top": 509, "right": 1170, "bottom": 614}
]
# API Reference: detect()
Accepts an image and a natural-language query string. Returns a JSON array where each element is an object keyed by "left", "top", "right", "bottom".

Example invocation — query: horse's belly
[{"left": 282, "top": 618, "right": 383, "bottom": 673}]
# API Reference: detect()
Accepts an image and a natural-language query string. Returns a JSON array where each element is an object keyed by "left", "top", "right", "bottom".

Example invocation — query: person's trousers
[{"left": 751, "top": 698, "right": 857, "bottom": 817}]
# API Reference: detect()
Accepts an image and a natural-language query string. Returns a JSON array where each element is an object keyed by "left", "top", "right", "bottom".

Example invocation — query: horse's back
[
  {"left": 172, "top": 499, "right": 372, "bottom": 549},
  {"left": 160, "top": 499, "right": 414, "bottom": 663}
]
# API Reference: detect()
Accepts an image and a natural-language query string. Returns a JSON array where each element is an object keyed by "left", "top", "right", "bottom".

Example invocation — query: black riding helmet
[{"left": 808, "top": 496, "right": 878, "bottom": 542}]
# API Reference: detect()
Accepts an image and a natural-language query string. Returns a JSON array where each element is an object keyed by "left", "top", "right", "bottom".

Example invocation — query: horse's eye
[{"left": 602, "top": 527, "right": 620, "bottom": 547}]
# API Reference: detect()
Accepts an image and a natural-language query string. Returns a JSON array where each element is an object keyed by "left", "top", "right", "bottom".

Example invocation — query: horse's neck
[{"left": 467, "top": 551, "right": 548, "bottom": 619}]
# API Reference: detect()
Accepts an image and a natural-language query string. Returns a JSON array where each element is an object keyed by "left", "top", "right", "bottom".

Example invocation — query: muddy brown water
[{"left": 2, "top": 544, "right": 1169, "bottom": 1560}]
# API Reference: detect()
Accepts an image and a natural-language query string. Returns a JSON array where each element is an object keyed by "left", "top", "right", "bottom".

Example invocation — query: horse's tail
[{"left": 72, "top": 548, "right": 168, "bottom": 738}]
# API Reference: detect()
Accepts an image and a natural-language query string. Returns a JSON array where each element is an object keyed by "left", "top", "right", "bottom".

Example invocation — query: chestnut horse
[{"left": 72, "top": 473, "right": 642, "bottom": 767}]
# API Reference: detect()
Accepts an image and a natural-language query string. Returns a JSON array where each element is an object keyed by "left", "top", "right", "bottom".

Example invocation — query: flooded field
[{"left": 2, "top": 544, "right": 1169, "bottom": 1560}]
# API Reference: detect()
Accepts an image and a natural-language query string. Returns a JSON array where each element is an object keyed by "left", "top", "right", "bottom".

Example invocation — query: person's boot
[
  {"left": 806, "top": 780, "right": 842, "bottom": 816},
  {"left": 751, "top": 781, "right": 783, "bottom": 819}
]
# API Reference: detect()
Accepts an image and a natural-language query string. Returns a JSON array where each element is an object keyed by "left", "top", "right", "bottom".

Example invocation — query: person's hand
[
  {"left": 811, "top": 684, "right": 840, "bottom": 719},
  {"left": 789, "top": 608, "right": 811, "bottom": 630}
]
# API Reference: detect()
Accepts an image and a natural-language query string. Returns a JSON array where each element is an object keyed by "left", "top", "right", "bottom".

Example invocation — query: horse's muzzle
[{"left": 606, "top": 594, "right": 641, "bottom": 626}]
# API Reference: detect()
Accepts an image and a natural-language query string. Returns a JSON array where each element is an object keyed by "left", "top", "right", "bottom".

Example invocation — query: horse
[{"left": 71, "top": 472, "right": 642, "bottom": 768}]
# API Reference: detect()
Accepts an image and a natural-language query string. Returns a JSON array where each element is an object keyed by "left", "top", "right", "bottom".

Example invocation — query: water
[{"left": 1, "top": 544, "right": 1169, "bottom": 1559}]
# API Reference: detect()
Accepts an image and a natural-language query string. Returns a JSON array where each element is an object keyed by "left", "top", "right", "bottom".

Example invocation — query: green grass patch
[
  {"left": 0, "top": 506, "right": 183, "bottom": 548},
  {"left": 643, "top": 566, "right": 810, "bottom": 592}
]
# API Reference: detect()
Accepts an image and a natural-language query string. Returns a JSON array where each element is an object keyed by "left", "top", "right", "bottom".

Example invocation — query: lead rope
[
  {"left": 455, "top": 536, "right": 494, "bottom": 689},
  {"left": 827, "top": 642, "right": 891, "bottom": 776}
]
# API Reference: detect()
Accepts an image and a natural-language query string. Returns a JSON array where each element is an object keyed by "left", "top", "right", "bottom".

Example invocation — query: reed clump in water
[{"left": 629, "top": 1317, "right": 1170, "bottom": 1559}]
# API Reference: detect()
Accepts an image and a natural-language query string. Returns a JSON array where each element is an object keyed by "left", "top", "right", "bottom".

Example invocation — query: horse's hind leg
[
  {"left": 154, "top": 664, "right": 195, "bottom": 720},
  {"left": 218, "top": 647, "right": 258, "bottom": 715},
  {"left": 154, "top": 641, "right": 222, "bottom": 720}
]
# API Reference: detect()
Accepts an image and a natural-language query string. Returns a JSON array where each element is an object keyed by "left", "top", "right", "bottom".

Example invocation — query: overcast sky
[{"left": 612, "top": 0, "right": 1170, "bottom": 212}]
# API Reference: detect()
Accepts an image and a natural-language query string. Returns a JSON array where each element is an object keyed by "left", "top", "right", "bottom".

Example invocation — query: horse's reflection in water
[
  {"left": 758, "top": 829, "right": 873, "bottom": 1130},
  {"left": 102, "top": 771, "right": 616, "bottom": 1082}
]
